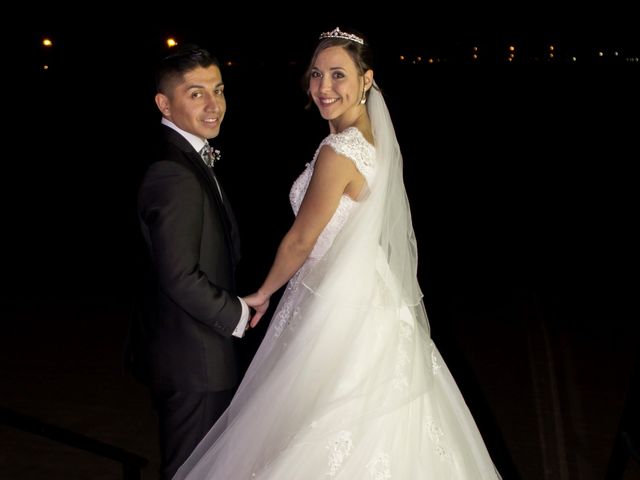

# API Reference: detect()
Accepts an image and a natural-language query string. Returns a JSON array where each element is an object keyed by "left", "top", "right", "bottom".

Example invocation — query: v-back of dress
[
  {"left": 174, "top": 127, "right": 501, "bottom": 480},
  {"left": 290, "top": 126, "right": 375, "bottom": 259},
  {"left": 268, "top": 127, "right": 376, "bottom": 338}
]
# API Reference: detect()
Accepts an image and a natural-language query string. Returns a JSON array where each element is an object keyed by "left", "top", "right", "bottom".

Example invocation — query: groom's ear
[{"left": 155, "top": 93, "right": 170, "bottom": 116}]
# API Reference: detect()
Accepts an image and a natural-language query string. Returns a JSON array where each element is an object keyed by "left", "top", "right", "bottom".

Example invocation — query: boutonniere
[
  {"left": 211, "top": 149, "right": 222, "bottom": 166},
  {"left": 202, "top": 145, "right": 222, "bottom": 168}
]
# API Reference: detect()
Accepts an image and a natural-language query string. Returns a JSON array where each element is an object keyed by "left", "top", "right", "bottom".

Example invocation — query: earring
[{"left": 360, "top": 89, "right": 367, "bottom": 105}]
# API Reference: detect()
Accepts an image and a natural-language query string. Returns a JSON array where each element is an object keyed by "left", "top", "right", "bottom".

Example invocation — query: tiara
[{"left": 319, "top": 27, "right": 364, "bottom": 45}]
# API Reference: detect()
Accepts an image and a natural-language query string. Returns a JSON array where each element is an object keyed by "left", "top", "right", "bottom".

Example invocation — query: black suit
[{"left": 131, "top": 125, "right": 242, "bottom": 478}]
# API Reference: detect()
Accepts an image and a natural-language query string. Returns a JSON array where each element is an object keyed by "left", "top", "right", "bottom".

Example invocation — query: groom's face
[{"left": 157, "top": 65, "right": 226, "bottom": 140}]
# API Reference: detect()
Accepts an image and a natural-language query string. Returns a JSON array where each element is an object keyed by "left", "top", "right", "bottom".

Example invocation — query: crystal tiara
[{"left": 319, "top": 27, "right": 364, "bottom": 45}]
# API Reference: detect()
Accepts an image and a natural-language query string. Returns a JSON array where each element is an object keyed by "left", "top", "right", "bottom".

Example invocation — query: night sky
[{"left": 10, "top": 9, "right": 637, "bottom": 304}]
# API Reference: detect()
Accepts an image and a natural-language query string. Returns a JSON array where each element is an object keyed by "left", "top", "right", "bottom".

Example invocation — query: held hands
[{"left": 243, "top": 290, "right": 270, "bottom": 328}]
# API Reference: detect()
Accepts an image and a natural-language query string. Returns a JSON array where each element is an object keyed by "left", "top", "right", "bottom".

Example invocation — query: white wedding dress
[{"left": 174, "top": 91, "right": 501, "bottom": 479}]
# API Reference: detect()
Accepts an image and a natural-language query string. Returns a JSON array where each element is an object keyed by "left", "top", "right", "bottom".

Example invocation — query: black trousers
[{"left": 154, "top": 389, "right": 234, "bottom": 480}]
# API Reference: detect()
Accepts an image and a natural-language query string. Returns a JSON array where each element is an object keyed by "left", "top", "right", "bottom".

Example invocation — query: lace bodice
[{"left": 290, "top": 127, "right": 376, "bottom": 259}]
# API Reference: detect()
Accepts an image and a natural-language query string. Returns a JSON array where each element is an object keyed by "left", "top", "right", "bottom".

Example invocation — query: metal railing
[{"left": 0, "top": 407, "right": 148, "bottom": 479}]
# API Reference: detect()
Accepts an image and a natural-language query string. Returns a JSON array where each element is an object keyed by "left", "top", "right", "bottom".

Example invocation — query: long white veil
[{"left": 302, "top": 83, "right": 426, "bottom": 316}]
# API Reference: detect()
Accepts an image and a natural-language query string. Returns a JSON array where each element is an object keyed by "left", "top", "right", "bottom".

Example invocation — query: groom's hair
[{"left": 155, "top": 44, "right": 220, "bottom": 95}]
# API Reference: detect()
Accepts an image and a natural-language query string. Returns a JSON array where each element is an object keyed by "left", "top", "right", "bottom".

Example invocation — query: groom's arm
[{"left": 139, "top": 160, "right": 243, "bottom": 337}]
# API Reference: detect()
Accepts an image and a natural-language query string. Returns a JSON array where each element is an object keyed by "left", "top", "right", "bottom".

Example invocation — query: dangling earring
[{"left": 360, "top": 86, "right": 367, "bottom": 105}]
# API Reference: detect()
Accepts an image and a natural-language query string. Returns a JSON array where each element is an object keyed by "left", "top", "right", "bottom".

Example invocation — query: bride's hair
[{"left": 302, "top": 28, "right": 375, "bottom": 108}]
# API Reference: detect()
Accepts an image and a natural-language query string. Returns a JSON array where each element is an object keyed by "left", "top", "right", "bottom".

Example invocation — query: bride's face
[{"left": 309, "top": 46, "right": 365, "bottom": 122}]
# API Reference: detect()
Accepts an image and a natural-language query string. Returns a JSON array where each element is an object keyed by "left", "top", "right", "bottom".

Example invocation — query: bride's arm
[{"left": 245, "top": 146, "right": 360, "bottom": 326}]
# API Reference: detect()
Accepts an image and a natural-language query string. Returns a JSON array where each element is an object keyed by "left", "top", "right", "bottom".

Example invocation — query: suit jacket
[{"left": 132, "top": 125, "right": 242, "bottom": 393}]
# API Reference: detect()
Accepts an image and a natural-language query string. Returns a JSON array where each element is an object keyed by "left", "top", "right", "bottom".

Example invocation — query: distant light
[
  {"left": 427, "top": 58, "right": 434, "bottom": 64},
  {"left": 614, "top": 51, "right": 619, "bottom": 56},
  {"left": 549, "top": 45, "right": 555, "bottom": 51},
  {"left": 598, "top": 51, "right": 604, "bottom": 57},
  {"left": 472, "top": 54, "right": 478, "bottom": 60},
  {"left": 166, "top": 38, "right": 178, "bottom": 48},
  {"left": 472, "top": 46, "right": 478, "bottom": 52},
  {"left": 416, "top": 56, "right": 422, "bottom": 62},
  {"left": 226, "top": 61, "right": 234, "bottom": 66},
  {"left": 43, "top": 64, "right": 49, "bottom": 70},
  {"left": 571, "top": 56, "right": 577, "bottom": 62},
  {"left": 508, "top": 45, "right": 515, "bottom": 52},
  {"left": 399, "top": 55, "right": 405, "bottom": 61},
  {"left": 42, "top": 38, "right": 53, "bottom": 47},
  {"left": 549, "top": 53, "right": 554, "bottom": 58}
]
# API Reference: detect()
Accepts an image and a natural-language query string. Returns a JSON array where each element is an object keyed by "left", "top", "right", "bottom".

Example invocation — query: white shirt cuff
[{"left": 232, "top": 297, "right": 250, "bottom": 338}]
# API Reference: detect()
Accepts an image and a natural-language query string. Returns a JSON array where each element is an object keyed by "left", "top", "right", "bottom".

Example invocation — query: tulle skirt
[{"left": 174, "top": 258, "right": 501, "bottom": 479}]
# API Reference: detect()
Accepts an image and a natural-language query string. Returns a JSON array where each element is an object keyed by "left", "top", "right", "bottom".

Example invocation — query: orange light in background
[
  {"left": 43, "top": 38, "right": 53, "bottom": 47},
  {"left": 166, "top": 38, "right": 178, "bottom": 48}
]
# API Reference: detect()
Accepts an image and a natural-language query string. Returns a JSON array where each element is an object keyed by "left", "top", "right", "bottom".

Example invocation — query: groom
[{"left": 130, "top": 44, "right": 249, "bottom": 480}]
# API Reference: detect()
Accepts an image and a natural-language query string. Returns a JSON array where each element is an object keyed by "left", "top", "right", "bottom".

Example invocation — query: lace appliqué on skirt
[
  {"left": 425, "top": 416, "right": 453, "bottom": 462},
  {"left": 366, "top": 453, "right": 392, "bottom": 479},
  {"left": 326, "top": 431, "right": 354, "bottom": 477}
]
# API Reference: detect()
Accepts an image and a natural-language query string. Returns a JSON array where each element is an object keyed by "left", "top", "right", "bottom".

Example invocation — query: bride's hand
[{"left": 243, "top": 290, "right": 270, "bottom": 328}]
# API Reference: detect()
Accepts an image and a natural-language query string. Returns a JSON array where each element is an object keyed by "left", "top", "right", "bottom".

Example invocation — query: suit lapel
[
  {"left": 161, "top": 126, "right": 240, "bottom": 266},
  {"left": 212, "top": 173, "right": 242, "bottom": 263},
  {"left": 190, "top": 151, "right": 240, "bottom": 266}
]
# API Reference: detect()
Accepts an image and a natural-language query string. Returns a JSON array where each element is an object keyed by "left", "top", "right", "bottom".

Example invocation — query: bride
[{"left": 174, "top": 27, "right": 502, "bottom": 479}]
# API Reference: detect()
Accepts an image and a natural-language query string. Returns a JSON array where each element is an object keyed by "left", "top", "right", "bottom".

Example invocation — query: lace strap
[{"left": 321, "top": 128, "right": 374, "bottom": 178}]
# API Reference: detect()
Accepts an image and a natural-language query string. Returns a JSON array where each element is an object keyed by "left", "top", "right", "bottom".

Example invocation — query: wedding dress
[{"left": 174, "top": 88, "right": 501, "bottom": 479}]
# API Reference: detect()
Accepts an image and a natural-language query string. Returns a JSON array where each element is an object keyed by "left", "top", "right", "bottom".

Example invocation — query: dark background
[
  {"left": 2, "top": 6, "right": 639, "bottom": 479},
  {"left": 8, "top": 10, "right": 637, "bottom": 308}
]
